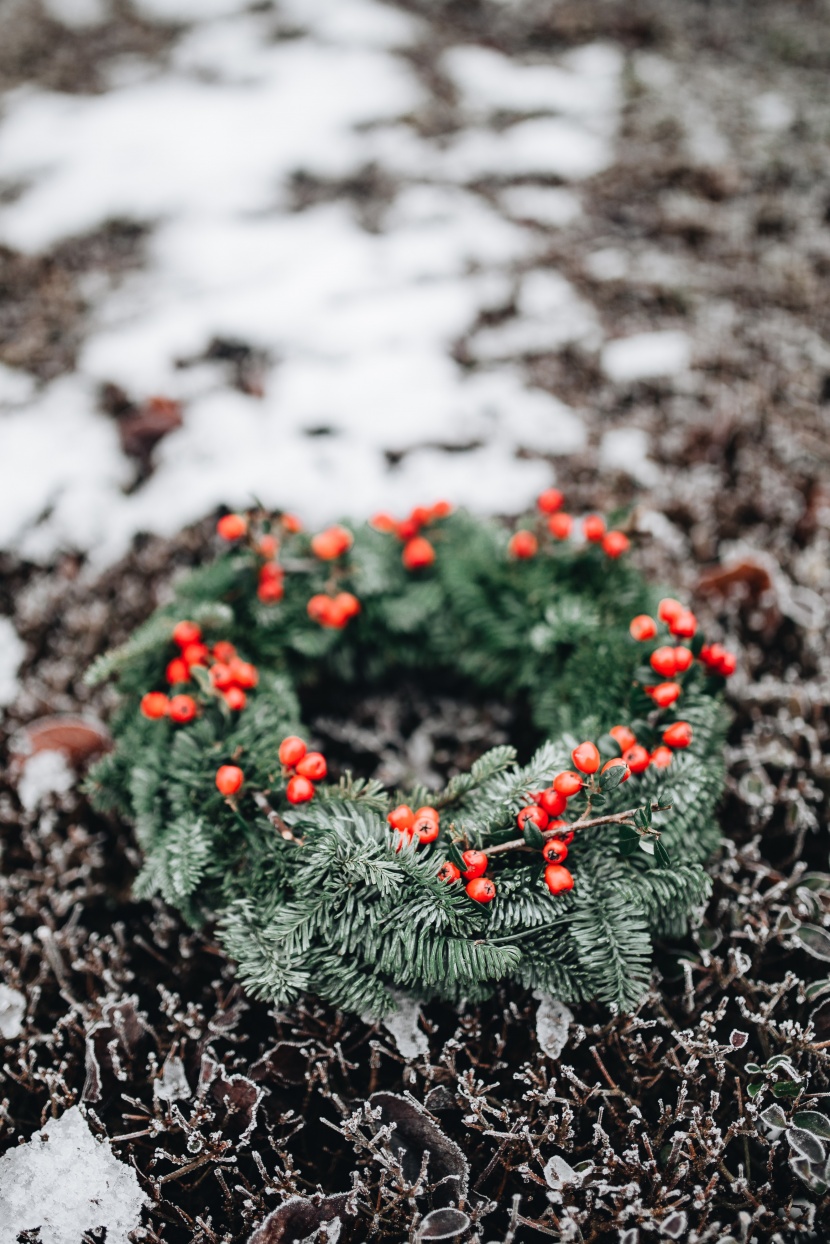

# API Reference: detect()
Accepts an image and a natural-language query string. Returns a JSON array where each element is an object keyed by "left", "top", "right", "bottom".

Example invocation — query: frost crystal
[
  {"left": 381, "top": 991, "right": 429, "bottom": 1060},
  {"left": 533, "top": 992, "right": 573, "bottom": 1059},
  {"left": 0, "top": 985, "right": 25, "bottom": 1039},
  {"left": 0, "top": 1105, "right": 146, "bottom": 1244}
]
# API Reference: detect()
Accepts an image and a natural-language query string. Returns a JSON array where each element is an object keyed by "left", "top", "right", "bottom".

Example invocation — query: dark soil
[{"left": 2, "top": 1, "right": 830, "bottom": 1242}]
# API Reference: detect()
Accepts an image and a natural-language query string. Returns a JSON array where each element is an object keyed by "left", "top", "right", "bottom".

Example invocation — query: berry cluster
[
  {"left": 278, "top": 735, "right": 328, "bottom": 804},
  {"left": 508, "top": 489, "right": 631, "bottom": 562},
  {"left": 217, "top": 511, "right": 303, "bottom": 605},
  {"left": 630, "top": 597, "right": 736, "bottom": 719},
  {"left": 370, "top": 501, "right": 452, "bottom": 570},
  {"left": 140, "top": 622, "right": 259, "bottom": 721},
  {"left": 386, "top": 803, "right": 441, "bottom": 848}
]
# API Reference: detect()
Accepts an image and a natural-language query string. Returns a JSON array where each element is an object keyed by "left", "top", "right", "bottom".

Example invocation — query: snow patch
[
  {"left": 0, "top": 985, "right": 26, "bottom": 1040},
  {"left": 17, "top": 751, "right": 75, "bottom": 812},
  {"left": 0, "top": 1105, "right": 146, "bottom": 1244},
  {"left": 601, "top": 331, "right": 692, "bottom": 383},
  {"left": 382, "top": 992, "right": 429, "bottom": 1060},
  {"left": 0, "top": 618, "right": 26, "bottom": 709},
  {"left": 534, "top": 992, "right": 573, "bottom": 1059},
  {"left": 499, "top": 184, "right": 582, "bottom": 227},
  {"left": 598, "top": 426, "right": 661, "bottom": 485}
]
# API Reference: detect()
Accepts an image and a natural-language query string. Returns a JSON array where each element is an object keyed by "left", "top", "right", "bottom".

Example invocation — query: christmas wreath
[{"left": 86, "top": 494, "right": 735, "bottom": 1015}]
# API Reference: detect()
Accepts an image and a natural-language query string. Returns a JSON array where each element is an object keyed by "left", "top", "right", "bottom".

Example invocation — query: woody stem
[{"left": 481, "top": 803, "right": 671, "bottom": 858}]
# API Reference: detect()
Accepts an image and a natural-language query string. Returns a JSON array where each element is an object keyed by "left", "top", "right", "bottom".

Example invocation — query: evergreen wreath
[{"left": 86, "top": 494, "right": 736, "bottom": 1015}]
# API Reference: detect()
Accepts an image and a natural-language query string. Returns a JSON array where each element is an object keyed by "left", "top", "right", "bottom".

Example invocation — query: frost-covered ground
[{"left": 0, "top": 0, "right": 636, "bottom": 564}]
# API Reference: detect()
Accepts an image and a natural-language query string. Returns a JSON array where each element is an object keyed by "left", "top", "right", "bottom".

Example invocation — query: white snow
[
  {"left": 755, "top": 91, "right": 795, "bottom": 133},
  {"left": 601, "top": 330, "right": 692, "bottom": 383},
  {"left": 533, "top": 992, "right": 573, "bottom": 1059},
  {"left": 17, "top": 750, "right": 75, "bottom": 811},
  {"left": 41, "top": 0, "right": 109, "bottom": 27},
  {"left": 0, "top": 2, "right": 628, "bottom": 565},
  {"left": 0, "top": 985, "right": 26, "bottom": 1040},
  {"left": 382, "top": 991, "right": 429, "bottom": 1060},
  {"left": 598, "top": 426, "right": 661, "bottom": 485},
  {"left": 0, "top": 1105, "right": 146, "bottom": 1244},
  {"left": 0, "top": 618, "right": 26, "bottom": 709}
]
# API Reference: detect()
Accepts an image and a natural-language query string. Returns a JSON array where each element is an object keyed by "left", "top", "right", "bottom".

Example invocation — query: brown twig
[
  {"left": 252, "top": 791, "right": 303, "bottom": 843},
  {"left": 480, "top": 803, "right": 671, "bottom": 858}
]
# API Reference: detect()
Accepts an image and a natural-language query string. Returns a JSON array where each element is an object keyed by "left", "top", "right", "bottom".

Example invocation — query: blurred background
[{"left": 1, "top": 0, "right": 828, "bottom": 571}]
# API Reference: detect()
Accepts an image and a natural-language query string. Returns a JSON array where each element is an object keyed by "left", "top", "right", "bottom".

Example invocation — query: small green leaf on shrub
[
  {"left": 654, "top": 839, "right": 672, "bottom": 869},
  {"left": 793, "top": 1111, "right": 830, "bottom": 1139},
  {"left": 447, "top": 842, "right": 465, "bottom": 869},
  {"left": 747, "top": 1081, "right": 764, "bottom": 1098},
  {"left": 772, "top": 1080, "right": 801, "bottom": 1099},
  {"left": 523, "top": 821, "right": 546, "bottom": 850},
  {"left": 600, "top": 764, "right": 625, "bottom": 792}
]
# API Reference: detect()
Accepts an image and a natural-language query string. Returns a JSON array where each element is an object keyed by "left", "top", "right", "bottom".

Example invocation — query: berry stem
[
  {"left": 252, "top": 791, "right": 304, "bottom": 844},
  {"left": 480, "top": 803, "right": 671, "bottom": 858}
]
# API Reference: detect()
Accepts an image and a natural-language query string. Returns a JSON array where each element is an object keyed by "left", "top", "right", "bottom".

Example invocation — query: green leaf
[
  {"left": 619, "top": 825, "right": 640, "bottom": 857},
  {"left": 598, "top": 732, "right": 621, "bottom": 758},
  {"left": 447, "top": 841, "right": 465, "bottom": 870},
  {"left": 772, "top": 1080, "right": 802, "bottom": 1099},
  {"left": 600, "top": 764, "right": 625, "bottom": 792},
  {"left": 744, "top": 1063, "right": 763, "bottom": 1075},
  {"left": 523, "top": 821, "right": 546, "bottom": 850},
  {"left": 747, "top": 1081, "right": 764, "bottom": 1098},
  {"left": 794, "top": 924, "right": 830, "bottom": 962},
  {"left": 793, "top": 1111, "right": 830, "bottom": 1139},
  {"left": 654, "top": 839, "right": 671, "bottom": 869}
]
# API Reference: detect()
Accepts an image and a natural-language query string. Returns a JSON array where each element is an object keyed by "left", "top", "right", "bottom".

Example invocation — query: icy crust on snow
[
  {"left": 0, "top": 1105, "right": 146, "bottom": 1244},
  {"left": 0, "top": 0, "right": 628, "bottom": 565}
]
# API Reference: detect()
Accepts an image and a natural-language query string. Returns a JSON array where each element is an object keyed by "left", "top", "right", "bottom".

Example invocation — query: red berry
[
  {"left": 166, "top": 658, "right": 189, "bottom": 685},
  {"left": 409, "top": 506, "right": 432, "bottom": 528},
  {"left": 466, "top": 876, "right": 496, "bottom": 903},
  {"left": 396, "top": 518, "right": 420, "bottom": 542},
  {"left": 673, "top": 646, "right": 693, "bottom": 672},
  {"left": 718, "top": 651, "right": 737, "bottom": 676},
  {"left": 286, "top": 775, "right": 315, "bottom": 804},
  {"left": 509, "top": 530, "right": 538, "bottom": 559},
  {"left": 669, "top": 610, "right": 697, "bottom": 639},
  {"left": 212, "top": 641, "right": 236, "bottom": 663},
  {"left": 281, "top": 513, "right": 303, "bottom": 533},
  {"left": 571, "top": 741, "right": 600, "bottom": 775},
  {"left": 629, "top": 614, "right": 657, "bottom": 642},
  {"left": 601, "top": 757, "right": 630, "bottom": 782},
  {"left": 699, "top": 643, "right": 723, "bottom": 669},
  {"left": 547, "top": 512, "right": 573, "bottom": 540},
  {"left": 537, "top": 487, "right": 564, "bottom": 514},
  {"left": 602, "top": 531, "right": 630, "bottom": 559},
  {"left": 216, "top": 764, "right": 244, "bottom": 796},
  {"left": 413, "top": 813, "right": 440, "bottom": 844},
  {"left": 370, "top": 511, "right": 398, "bottom": 533},
  {"left": 307, "top": 594, "right": 335, "bottom": 626},
  {"left": 229, "top": 659, "right": 258, "bottom": 689},
  {"left": 333, "top": 591, "right": 361, "bottom": 620},
  {"left": 553, "top": 771, "right": 583, "bottom": 797},
  {"left": 663, "top": 721, "right": 693, "bottom": 749},
  {"left": 650, "top": 646, "right": 678, "bottom": 678},
  {"left": 461, "top": 850, "right": 488, "bottom": 880},
  {"left": 172, "top": 620, "right": 201, "bottom": 649},
  {"left": 542, "top": 838, "right": 568, "bottom": 863},
  {"left": 428, "top": 500, "right": 452, "bottom": 521},
  {"left": 413, "top": 807, "right": 440, "bottom": 844},
  {"left": 258, "top": 534, "right": 279, "bottom": 559},
  {"left": 169, "top": 694, "right": 197, "bottom": 724},
  {"left": 518, "top": 805, "right": 549, "bottom": 832},
  {"left": 223, "top": 687, "right": 247, "bottom": 711},
  {"left": 657, "top": 597, "right": 684, "bottom": 624},
  {"left": 279, "top": 737, "right": 307, "bottom": 767},
  {"left": 583, "top": 515, "right": 606, "bottom": 543},
  {"left": 141, "top": 692, "right": 169, "bottom": 719},
  {"left": 387, "top": 805, "right": 415, "bottom": 833},
  {"left": 651, "top": 746, "right": 673, "bottom": 769},
  {"left": 296, "top": 751, "right": 327, "bottom": 781},
  {"left": 182, "top": 642, "right": 209, "bottom": 667},
  {"left": 311, "top": 525, "right": 353, "bottom": 560},
  {"left": 217, "top": 513, "right": 248, "bottom": 541},
  {"left": 609, "top": 725, "right": 637, "bottom": 753},
  {"left": 623, "top": 745, "right": 651, "bottom": 775},
  {"left": 258, "top": 563, "right": 284, "bottom": 603},
  {"left": 649, "top": 681, "right": 682, "bottom": 708},
  {"left": 210, "top": 662, "right": 235, "bottom": 690},
  {"left": 537, "top": 787, "right": 567, "bottom": 817},
  {"left": 437, "top": 861, "right": 461, "bottom": 883},
  {"left": 544, "top": 863, "right": 574, "bottom": 895},
  {"left": 402, "top": 536, "right": 436, "bottom": 570}
]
